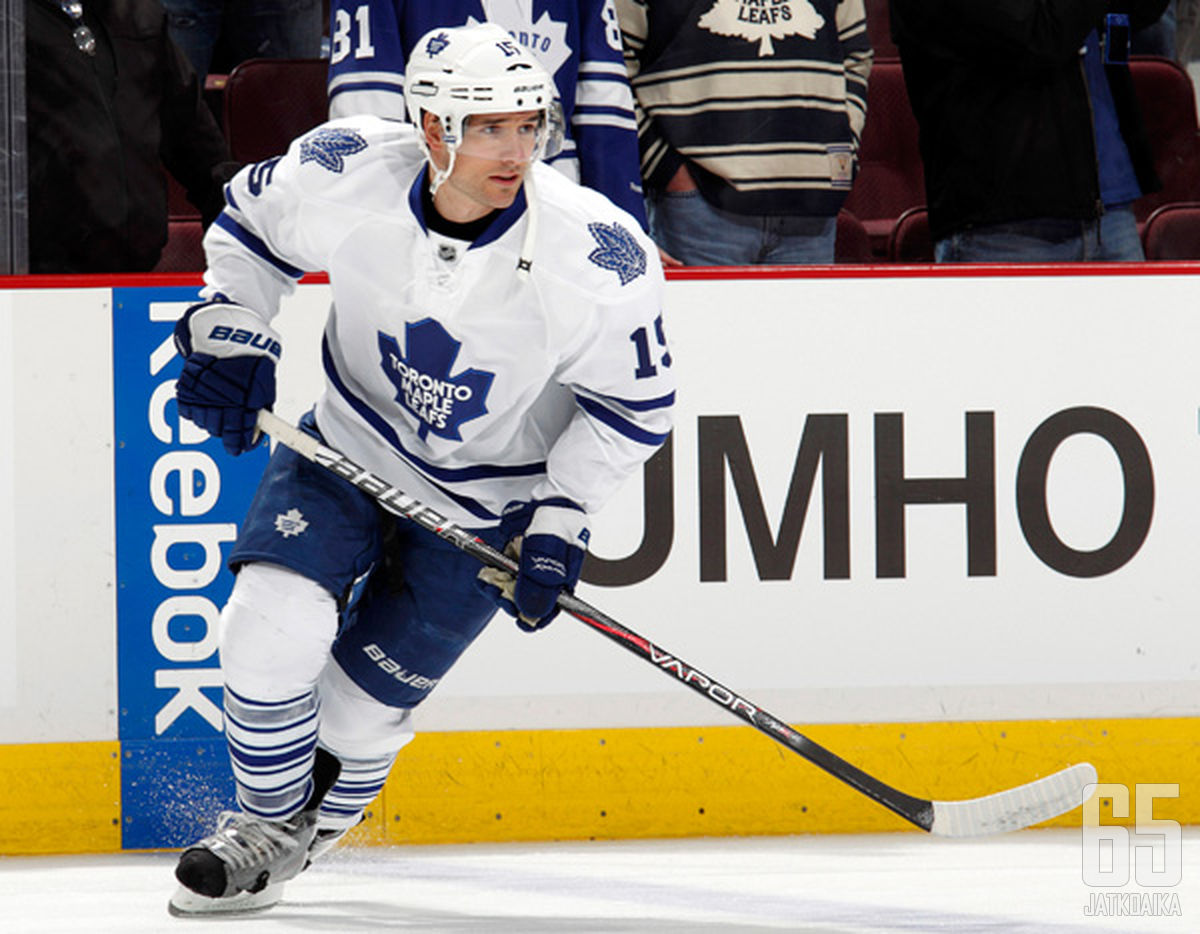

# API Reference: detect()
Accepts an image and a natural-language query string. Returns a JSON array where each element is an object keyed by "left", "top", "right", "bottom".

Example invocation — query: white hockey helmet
[{"left": 405, "top": 22, "right": 564, "bottom": 182}]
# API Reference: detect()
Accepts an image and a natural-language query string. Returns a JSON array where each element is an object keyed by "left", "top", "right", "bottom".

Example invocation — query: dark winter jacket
[
  {"left": 889, "top": 0, "right": 1166, "bottom": 242},
  {"left": 27, "top": 0, "right": 237, "bottom": 273}
]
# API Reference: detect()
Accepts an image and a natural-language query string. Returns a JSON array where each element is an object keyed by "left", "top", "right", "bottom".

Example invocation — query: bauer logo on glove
[
  {"left": 204, "top": 324, "right": 282, "bottom": 358},
  {"left": 476, "top": 498, "right": 589, "bottom": 632},
  {"left": 174, "top": 300, "right": 282, "bottom": 457}
]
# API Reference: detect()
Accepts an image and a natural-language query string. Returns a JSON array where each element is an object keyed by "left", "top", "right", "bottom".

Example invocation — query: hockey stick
[{"left": 255, "top": 410, "right": 1097, "bottom": 837}]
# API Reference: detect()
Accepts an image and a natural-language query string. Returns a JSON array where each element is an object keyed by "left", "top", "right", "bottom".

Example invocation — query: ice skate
[
  {"left": 306, "top": 825, "right": 350, "bottom": 867},
  {"left": 167, "top": 881, "right": 286, "bottom": 917},
  {"left": 167, "top": 809, "right": 317, "bottom": 916}
]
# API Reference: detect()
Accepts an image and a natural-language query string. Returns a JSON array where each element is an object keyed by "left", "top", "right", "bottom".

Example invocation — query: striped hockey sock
[
  {"left": 317, "top": 752, "right": 398, "bottom": 831},
  {"left": 223, "top": 685, "right": 319, "bottom": 819}
]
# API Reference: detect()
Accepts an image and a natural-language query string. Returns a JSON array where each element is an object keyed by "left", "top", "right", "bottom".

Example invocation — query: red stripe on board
[
  {"left": 5, "top": 261, "right": 1200, "bottom": 291},
  {"left": 664, "top": 260, "right": 1200, "bottom": 281},
  {"left": 0, "top": 272, "right": 332, "bottom": 289}
]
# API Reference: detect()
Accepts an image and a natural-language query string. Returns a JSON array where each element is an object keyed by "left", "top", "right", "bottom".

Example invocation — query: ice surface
[{"left": 1, "top": 828, "right": 1195, "bottom": 932}]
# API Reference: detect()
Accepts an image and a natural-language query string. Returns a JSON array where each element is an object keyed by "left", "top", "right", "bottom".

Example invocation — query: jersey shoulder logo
[
  {"left": 587, "top": 221, "right": 646, "bottom": 285},
  {"left": 299, "top": 128, "right": 368, "bottom": 173},
  {"left": 378, "top": 319, "right": 494, "bottom": 442}
]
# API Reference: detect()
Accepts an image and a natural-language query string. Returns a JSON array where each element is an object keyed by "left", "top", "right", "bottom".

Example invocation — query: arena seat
[
  {"left": 1142, "top": 202, "right": 1200, "bottom": 259},
  {"left": 835, "top": 209, "right": 874, "bottom": 263},
  {"left": 843, "top": 61, "right": 925, "bottom": 258},
  {"left": 886, "top": 206, "right": 932, "bottom": 263},
  {"left": 153, "top": 219, "right": 205, "bottom": 272},
  {"left": 864, "top": 0, "right": 898, "bottom": 60},
  {"left": 224, "top": 58, "right": 330, "bottom": 164},
  {"left": 1130, "top": 56, "right": 1200, "bottom": 223},
  {"left": 167, "top": 177, "right": 198, "bottom": 221}
]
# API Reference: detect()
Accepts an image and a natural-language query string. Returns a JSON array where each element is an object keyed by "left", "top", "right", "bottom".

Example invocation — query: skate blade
[{"left": 167, "top": 882, "right": 284, "bottom": 917}]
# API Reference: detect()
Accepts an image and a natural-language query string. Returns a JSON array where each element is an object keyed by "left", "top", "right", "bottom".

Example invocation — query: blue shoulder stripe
[
  {"left": 589, "top": 390, "right": 675, "bottom": 412},
  {"left": 575, "top": 394, "right": 670, "bottom": 446},
  {"left": 213, "top": 212, "right": 305, "bottom": 279}
]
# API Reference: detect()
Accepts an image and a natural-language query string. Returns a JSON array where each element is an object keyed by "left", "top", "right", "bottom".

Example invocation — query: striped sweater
[{"left": 617, "top": 0, "right": 872, "bottom": 216}]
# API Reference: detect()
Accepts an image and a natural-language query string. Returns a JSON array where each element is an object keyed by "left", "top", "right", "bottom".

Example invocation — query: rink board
[
  {"left": 2, "top": 717, "right": 1196, "bottom": 854},
  {"left": 1, "top": 266, "right": 1199, "bottom": 853}
]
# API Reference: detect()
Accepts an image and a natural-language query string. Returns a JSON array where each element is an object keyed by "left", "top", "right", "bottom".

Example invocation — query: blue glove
[
  {"left": 174, "top": 301, "right": 281, "bottom": 456},
  {"left": 477, "top": 498, "right": 590, "bottom": 631}
]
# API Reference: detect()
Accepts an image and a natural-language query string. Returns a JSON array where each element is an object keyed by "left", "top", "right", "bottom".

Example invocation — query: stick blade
[{"left": 929, "top": 762, "right": 1097, "bottom": 838}]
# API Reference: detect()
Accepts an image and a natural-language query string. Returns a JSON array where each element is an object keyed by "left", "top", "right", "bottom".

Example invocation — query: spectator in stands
[
  {"left": 27, "top": 0, "right": 238, "bottom": 273},
  {"left": 325, "top": 1, "right": 647, "bottom": 228},
  {"left": 890, "top": 0, "right": 1166, "bottom": 263},
  {"left": 161, "top": 0, "right": 324, "bottom": 85},
  {"left": 616, "top": 0, "right": 873, "bottom": 265}
]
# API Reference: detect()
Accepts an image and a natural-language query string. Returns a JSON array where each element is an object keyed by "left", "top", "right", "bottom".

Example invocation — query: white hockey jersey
[{"left": 201, "top": 117, "right": 674, "bottom": 528}]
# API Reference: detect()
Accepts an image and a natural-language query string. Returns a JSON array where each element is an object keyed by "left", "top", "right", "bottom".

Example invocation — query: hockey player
[
  {"left": 167, "top": 21, "right": 674, "bottom": 915},
  {"left": 326, "top": 0, "right": 647, "bottom": 226}
]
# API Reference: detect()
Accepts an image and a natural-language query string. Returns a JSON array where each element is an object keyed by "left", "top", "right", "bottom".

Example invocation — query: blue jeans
[
  {"left": 935, "top": 205, "right": 1145, "bottom": 263},
  {"left": 162, "top": 0, "right": 323, "bottom": 81},
  {"left": 647, "top": 189, "right": 836, "bottom": 265}
]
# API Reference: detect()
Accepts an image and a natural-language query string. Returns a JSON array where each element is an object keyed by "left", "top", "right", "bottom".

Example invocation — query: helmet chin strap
[
  {"left": 428, "top": 147, "right": 457, "bottom": 197},
  {"left": 419, "top": 112, "right": 458, "bottom": 196}
]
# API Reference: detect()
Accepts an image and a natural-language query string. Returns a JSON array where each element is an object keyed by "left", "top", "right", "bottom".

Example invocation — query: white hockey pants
[{"left": 218, "top": 562, "right": 414, "bottom": 831}]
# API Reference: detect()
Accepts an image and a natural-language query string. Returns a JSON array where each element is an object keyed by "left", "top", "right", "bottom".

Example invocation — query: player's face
[{"left": 429, "top": 111, "right": 542, "bottom": 223}]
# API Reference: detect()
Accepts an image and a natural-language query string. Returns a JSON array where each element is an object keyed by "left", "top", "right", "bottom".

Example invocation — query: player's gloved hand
[
  {"left": 174, "top": 301, "right": 281, "bottom": 456},
  {"left": 477, "top": 498, "right": 590, "bottom": 632}
]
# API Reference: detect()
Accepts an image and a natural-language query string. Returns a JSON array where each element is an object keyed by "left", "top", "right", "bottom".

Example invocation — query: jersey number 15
[{"left": 630, "top": 314, "right": 671, "bottom": 379}]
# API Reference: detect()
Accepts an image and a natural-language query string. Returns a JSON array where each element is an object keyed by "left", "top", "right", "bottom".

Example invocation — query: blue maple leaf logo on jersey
[
  {"left": 587, "top": 222, "right": 646, "bottom": 285},
  {"left": 378, "top": 319, "right": 494, "bottom": 442},
  {"left": 425, "top": 31, "right": 450, "bottom": 56},
  {"left": 299, "top": 128, "right": 368, "bottom": 173}
]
